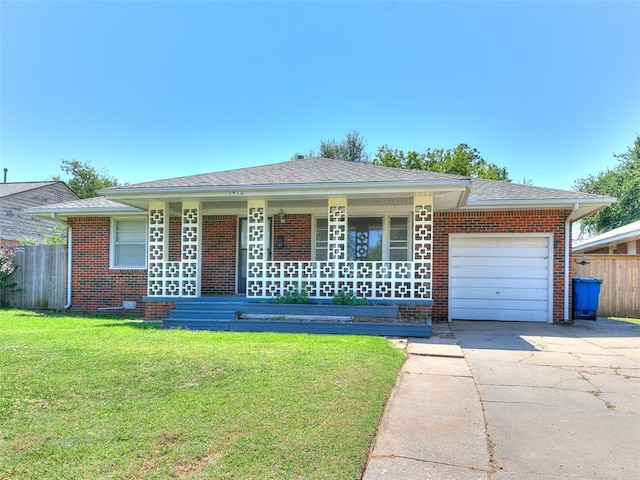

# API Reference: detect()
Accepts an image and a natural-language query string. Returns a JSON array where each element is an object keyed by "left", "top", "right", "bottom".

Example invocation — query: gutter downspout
[
  {"left": 564, "top": 204, "right": 579, "bottom": 323},
  {"left": 64, "top": 226, "right": 72, "bottom": 309}
]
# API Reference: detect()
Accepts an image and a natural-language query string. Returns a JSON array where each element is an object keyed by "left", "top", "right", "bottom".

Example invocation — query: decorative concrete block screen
[
  {"left": 147, "top": 200, "right": 200, "bottom": 297},
  {"left": 145, "top": 196, "right": 433, "bottom": 300},
  {"left": 247, "top": 196, "right": 433, "bottom": 300}
]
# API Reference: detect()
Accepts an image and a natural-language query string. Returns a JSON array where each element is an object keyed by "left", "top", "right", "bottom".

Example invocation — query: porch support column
[
  {"left": 326, "top": 197, "right": 348, "bottom": 297},
  {"left": 148, "top": 200, "right": 168, "bottom": 296},
  {"left": 327, "top": 197, "right": 348, "bottom": 261},
  {"left": 180, "top": 200, "right": 201, "bottom": 297},
  {"left": 413, "top": 195, "right": 433, "bottom": 300},
  {"left": 246, "top": 199, "right": 267, "bottom": 297}
]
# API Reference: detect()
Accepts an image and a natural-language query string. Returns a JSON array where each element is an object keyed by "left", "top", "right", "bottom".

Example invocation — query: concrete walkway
[{"left": 363, "top": 319, "right": 640, "bottom": 480}]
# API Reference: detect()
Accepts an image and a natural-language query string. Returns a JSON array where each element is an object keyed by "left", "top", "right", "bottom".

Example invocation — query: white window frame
[
  {"left": 312, "top": 214, "right": 410, "bottom": 261},
  {"left": 110, "top": 217, "right": 148, "bottom": 269}
]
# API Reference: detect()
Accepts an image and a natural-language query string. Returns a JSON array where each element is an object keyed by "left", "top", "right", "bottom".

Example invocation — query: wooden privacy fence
[
  {"left": 3, "top": 245, "right": 67, "bottom": 310},
  {"left": 572, "top": 254, "right": 640, "bottom": 318}
]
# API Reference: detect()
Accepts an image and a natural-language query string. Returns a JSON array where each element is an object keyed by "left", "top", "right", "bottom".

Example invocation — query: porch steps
[
  {"left": 164, "top": 301, "right": 240, "bottom": 328},
  {"left": 162, "top": 299, "right": 431, "bottom": 337}
]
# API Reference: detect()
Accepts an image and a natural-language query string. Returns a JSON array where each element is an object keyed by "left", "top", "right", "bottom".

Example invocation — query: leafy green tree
[
  {"left": 20, "top": 224, "right": 68, "bottom": 245},
  {"left": 574, "top": 135, "right": 640, "bottom": 236},
  {"left": 318, "top": 130, "right": 369, "bottom": 163},
  {"left": 373, "top": 143, "right": 510, "bottom": 181},
  {"left": 57, "top": 159, "right": 120, "bottom": 199}
]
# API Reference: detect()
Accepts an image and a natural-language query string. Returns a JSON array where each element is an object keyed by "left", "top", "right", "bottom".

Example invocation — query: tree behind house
[
  {"left": 574, "top": 134, "right": 640, "bottom": 236},
  {"left": 56, "top": 159, "right": 120, "bottom": 199},
  {"left": 318, "top": 130, "right": 370, "bottom": 163},
  {"left": 373, "top": 143, "right": 510, "bottom": 181}
]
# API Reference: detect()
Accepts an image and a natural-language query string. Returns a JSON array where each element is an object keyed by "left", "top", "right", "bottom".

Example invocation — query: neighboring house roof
[
  {"left": 0, "top": 181, "right": 79, "bottom": 243},
  {"left": 0, "top": 181, "right": 75, "bottom": 198},
  {"left": 573, "top": 220, "right": 640, "bottom": 253},
  {"left": 27, "top": 157, "right": 616, "bottom": 222}
]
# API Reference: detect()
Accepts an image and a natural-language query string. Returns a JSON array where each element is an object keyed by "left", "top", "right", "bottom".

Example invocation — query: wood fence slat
[
  {"left": 572, "top": 254, "right": 640, "bottom": 318},
  {"left": 3, "top": 245, "right": 67, "bottom": 310}
]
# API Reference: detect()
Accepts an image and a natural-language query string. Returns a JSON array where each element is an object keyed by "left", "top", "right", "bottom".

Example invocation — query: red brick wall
[
  {"left": 583, "top": 246, "right": 609, "bottom": 254},
  {"left": 583, "top": 240, "right": 640, "bottom": 255},
  {"left": 168, "top": 216, "right": 181, "bottom": 261},
  {"left": 201, "top": 215, "right": 237, "bottom": 295},
  {"left": 67, "top": 217, "right": 147, "bottom": 315},
  {"left": 614, "top": 242, "right": 627, "bottom": 254},
  {"left": 398, "top": 304, "right": 431, "bottom": 323},
  {"left": 433, "top": 209, "right": 571, "bottom": 323},
  {"left": 145, "top": 302, "right": 175, "bottom": 320},
  {"left": 272, "top": 214, "right": 312, "bottom": 261}
]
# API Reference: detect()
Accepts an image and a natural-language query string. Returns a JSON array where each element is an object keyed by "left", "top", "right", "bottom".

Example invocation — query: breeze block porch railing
[{"left": 247, "top": 260, "right": 431, "bottom": 300}]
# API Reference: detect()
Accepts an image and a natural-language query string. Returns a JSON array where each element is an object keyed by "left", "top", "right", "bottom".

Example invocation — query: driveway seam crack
[{"left": 368, "top": 452, "right": 490, "bottom": 473}]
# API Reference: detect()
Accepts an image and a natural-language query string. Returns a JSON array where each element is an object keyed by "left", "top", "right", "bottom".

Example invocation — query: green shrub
[
  {"left": 331, "top": 291, "right": 369, "bottom": 306},
  {"left": 274, "top": 289, "right": 310, "bottom": 304}
]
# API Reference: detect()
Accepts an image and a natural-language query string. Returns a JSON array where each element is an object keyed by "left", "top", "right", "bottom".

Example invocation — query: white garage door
[{"left": 449, "top": 234, "right": 553, "bottom": 322}]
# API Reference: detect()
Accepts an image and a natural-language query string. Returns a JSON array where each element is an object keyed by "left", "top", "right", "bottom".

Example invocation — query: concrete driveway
[{"left": 364, "top": 319, "right": 640, "bottom": 480}]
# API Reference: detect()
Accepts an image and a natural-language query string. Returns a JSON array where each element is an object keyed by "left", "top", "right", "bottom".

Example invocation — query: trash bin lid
[{"left": 572, "top": 277, "right": 603, "bottom": 283}]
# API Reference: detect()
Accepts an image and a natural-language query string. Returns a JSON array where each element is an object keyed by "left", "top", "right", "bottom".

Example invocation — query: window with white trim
[
  {"left": 111, "top": 218, "right": 147, "bottom": 269},
  {"left": 389, "top": 217, "right": 409, "bottom": 261},
  {"left": 314, "top": 215, "right": 409, "bottom": 261}
]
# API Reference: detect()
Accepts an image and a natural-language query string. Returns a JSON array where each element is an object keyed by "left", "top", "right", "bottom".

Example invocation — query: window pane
[
  {"left": 389, "top": 217, "right": 408, "bottom": 261},
  {"left": 390, "top": 217, "right": 407, "bottom": 228},
  {"left": 390, "top": 230, "right": 407, "bottom": 243},
  {"left": 315, "top": 218, "right": 328, "bottom": 260},
  {"left": 113, "top": 219, "right": 146, "bottom": 268},
  {"left": 115, "top": 244, "right": 146, "bottom": 267},
  {"left": 316, "top": 219, "right": 328, "bottom": 244},
  {"left": 115, "top": 220, "right": 146, "bottom": 242},
  {"left": 389, "top": 249, "right": 408, "bottom": 261},
  {"left": 348, "top": 217, "right": 382, "bottom": 261}
]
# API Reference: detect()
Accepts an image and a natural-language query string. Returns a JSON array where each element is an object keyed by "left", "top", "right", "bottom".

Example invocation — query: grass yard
[
  {"left": 0, "top": 310, "right": 405, "bottom": 479},
  {"left": 608, "top": 316, "right": 640, "bottom": 325}
]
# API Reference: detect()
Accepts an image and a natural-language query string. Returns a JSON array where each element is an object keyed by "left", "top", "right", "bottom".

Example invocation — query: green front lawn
[{"left": 0, "top": 310, "right": 405, "bottom": 479}]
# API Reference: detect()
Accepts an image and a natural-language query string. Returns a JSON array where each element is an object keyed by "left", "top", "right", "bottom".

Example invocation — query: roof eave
[
  {"left": 98, "top": 179, "right": 470, "bottom": 198},
  {"left": 26, "top": 206, "right": 145, "bottom": 221},
  {"left": 461, "top": 197, "right": 616, "bottom": 219},
  {"left": 101, "top": 180, "right": 471, "bottom": 201}
]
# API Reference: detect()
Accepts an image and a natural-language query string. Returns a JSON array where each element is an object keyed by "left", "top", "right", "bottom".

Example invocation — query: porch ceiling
[{"left": 160, "top": 191, "right": 463, "bottom": 216}]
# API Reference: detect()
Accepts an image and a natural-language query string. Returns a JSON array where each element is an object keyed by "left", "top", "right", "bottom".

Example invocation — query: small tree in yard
[{"left": 0, "top": 246, "right": 18, "bottom": 305}]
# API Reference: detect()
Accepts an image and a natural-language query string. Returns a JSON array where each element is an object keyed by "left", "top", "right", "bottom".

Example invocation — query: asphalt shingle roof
[
  {"left": 103, "top": 157, "right": 606, "bottom": 203},
  {"left": 0, "top": 181, "right": 60, "bottom": 198},
  {"left": 469, "top": 178, "right": 608, "bottom": 202},
  {"left": 28, "top": 158, "right": 613, "bottom": 215},
  {"left": 104, "top": 157, "right": 469, "bottom": 191}
]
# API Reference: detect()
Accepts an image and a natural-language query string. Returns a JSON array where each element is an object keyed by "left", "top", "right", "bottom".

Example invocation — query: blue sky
[{"left": 1, "top": 1, "right": 639, "bottom": 191}]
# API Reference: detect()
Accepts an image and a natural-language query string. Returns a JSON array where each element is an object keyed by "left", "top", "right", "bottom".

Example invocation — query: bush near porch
[{"left": 0, "top": 310, "right": 404, "bottom": 480}]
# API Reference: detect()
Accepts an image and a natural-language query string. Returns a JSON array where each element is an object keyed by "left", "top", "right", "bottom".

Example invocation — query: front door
[{"left": 237, "top": 218, "right": 272, "bottom": 294}]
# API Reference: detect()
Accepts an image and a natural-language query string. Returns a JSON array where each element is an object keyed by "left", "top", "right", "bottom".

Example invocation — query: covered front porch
[{"left": 144, "top": 194, "right": 436, "bottom": 303}]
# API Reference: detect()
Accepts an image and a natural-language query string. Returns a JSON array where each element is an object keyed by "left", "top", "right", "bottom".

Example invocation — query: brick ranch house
[{"left": 29, "top": 157, "right": 614, "bottom": 325}]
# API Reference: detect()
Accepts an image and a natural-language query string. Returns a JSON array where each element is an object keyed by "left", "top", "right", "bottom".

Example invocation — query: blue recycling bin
[{"left": 572, "top": 277, "right": 603, "bottom": 320}]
